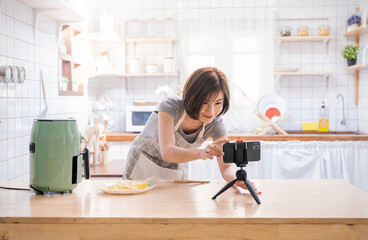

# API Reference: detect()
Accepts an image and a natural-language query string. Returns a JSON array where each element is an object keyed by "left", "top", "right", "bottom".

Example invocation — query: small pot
[
  {"left": 347, "top": 59, "right": 356, "bottom": 66},
  {"left": 146, "top": 64, "right": 158, "bottom": 73}
]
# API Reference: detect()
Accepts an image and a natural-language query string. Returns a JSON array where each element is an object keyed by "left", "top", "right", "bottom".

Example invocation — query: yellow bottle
[{"left": 318, "top": 102, "right": 329, "bottom": 132}]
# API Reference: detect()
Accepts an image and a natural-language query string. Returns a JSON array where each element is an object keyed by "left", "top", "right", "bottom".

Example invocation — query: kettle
[{"left": 29, "top": 119, "right": 90, "bottom": 194}]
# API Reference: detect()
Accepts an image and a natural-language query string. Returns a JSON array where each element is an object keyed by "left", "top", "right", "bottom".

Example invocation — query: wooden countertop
[
  {"left": 0, "top": 179, "right": 367, "bottom": 239},
  {"left": 86, "top": 160, "right": 125, "bottom": 178},
  {"left": 105, "top": 131, "right": 368, "bottom": 141}
]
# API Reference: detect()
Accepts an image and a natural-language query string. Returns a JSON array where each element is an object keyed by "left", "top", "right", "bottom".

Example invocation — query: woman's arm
[
  {"left": 158, "top": 111, "right": 225, "bottom": 163},
  {"left": 215, "top": 137, "right": 262, "bottom": 194}
]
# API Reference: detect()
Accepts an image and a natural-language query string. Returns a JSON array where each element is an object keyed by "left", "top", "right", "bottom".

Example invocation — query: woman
[{"left": 123, "top": 67, "right": 260, "bottom": 193}]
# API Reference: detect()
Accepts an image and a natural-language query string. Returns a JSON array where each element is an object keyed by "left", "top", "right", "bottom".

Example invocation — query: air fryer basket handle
[{"left": 82, "top": 148, "right": 90, "bottom": 179}]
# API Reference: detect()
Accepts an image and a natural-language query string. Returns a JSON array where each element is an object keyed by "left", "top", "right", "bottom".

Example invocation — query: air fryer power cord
[{"left": 0, "top": 186, "right": 30, "bottom": 191}]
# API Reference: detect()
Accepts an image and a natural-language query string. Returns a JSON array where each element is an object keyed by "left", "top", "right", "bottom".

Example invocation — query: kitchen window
[{"left": 178, "top": 9, "right": 274, "bottom": 132}]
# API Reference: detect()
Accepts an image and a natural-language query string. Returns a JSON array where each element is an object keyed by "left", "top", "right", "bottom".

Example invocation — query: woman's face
[{"left": 198, "top": 91, "right": 224, "bottom": 124}]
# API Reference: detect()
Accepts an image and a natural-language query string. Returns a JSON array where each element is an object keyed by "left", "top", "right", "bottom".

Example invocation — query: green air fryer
[{"left": 29, "top": 119, "right": 90, "bottom": 194}]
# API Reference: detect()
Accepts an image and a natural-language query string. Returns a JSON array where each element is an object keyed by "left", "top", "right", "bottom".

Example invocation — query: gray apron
[{"left": 123, "top": 111, "right": 205, "bottom": 180}]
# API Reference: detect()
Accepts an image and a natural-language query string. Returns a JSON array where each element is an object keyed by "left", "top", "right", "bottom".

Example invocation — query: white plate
[
  {"left": 98, "top": 181, "right": 156, "bottom": 195},
  {"left": 257, "top": 94, "right": 287, "bottom": 122}
]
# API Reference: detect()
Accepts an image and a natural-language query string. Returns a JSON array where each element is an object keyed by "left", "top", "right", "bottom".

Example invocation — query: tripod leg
[
  {"left": 244, "top": 179, "right": 261, "bottom": 204},
  {"left": 212, "top": 179, "right": 237, "bottom": 199}
]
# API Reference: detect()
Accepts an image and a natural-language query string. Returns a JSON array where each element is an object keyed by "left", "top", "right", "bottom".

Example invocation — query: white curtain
[
  {"left": 189, "top": 141, "right": 368, "bottom": 192},
  {"left": 177, "top": 8, "right": 275, "bottom": 132}
]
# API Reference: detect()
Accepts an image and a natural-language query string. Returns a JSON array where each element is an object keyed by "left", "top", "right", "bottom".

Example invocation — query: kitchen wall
[
  {"left": 0, "top": 0, "right": 92, "bottom": 183},
  {"left": 0, "top": 0, "right": 368, "bottom": 183},
  {"left": 274, "top": 0, "right": 368, "bottom": 133},
  {"left": 88, "top": 0, "right": 368, "bottom": 134}
]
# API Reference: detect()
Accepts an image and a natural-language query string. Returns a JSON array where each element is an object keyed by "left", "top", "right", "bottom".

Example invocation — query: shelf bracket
[
  {"left": 275, "top": 74, "right": 282, "bottom": 93},
  {"left": 33, "top": 8, "right": 61, "bottom": 40},
  {"left": 322, "top": 39, "right": 329, "bottom": 54},
  {"left": 322, "top": 75, "right": 329, "bottom": 99},
  {"left": 275, "top": 40, "right": 282, "bottom": 65},
  {"left": 354, "top": 70, "right": 359, "bottom": 105},
  {"left": 322, "top": 39, "right": 330, "bottom": 72},
  {"left": 362, "top": 8, "right": 367, "bottom": 29}
]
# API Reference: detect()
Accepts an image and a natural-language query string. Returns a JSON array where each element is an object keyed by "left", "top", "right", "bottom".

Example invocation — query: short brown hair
[{"left": 183, "top": 67, "right": 230, "bottom": 119}]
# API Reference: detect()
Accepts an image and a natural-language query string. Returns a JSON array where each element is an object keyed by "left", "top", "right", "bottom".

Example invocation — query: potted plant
[
  {"left": 346, "top": 7, "right": 361, "bottom": 32},
  {"left": 60, "top": 76, "right": 69, "bottom": 91},
  {"left": 341, "top": 45, "right": 358, "bottom": 66}
]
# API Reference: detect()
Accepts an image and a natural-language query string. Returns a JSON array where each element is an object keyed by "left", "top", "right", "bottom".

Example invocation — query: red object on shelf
[{"left": 265, "top": 108, "right": 281, "bottom": 121}]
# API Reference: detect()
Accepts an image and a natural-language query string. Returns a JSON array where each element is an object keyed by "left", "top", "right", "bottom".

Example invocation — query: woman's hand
[
  {"left": 199, "top": 139, "right": 228, "bottom": 160},
  {"left": 235, "top": 180, "right": 262, "bottom": 195}
]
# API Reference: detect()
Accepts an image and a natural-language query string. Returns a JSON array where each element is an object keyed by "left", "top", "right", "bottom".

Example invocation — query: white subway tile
[
  {"left": 6, "top": 0, "right": 14, "bottom": 17},
  {"left": 7, "top": 98, "right": 15, "bottom": 118},
  {"left": 6, "top": 36, "right": 14, "bottom": 57},
  {"left": 6, "top": 16, "right": 14, "bottom": 37},
  {"left": 0, "top": 34, "right": 6, "bottom": 55},
  {"left": 0, "top": 118, "right": 6, "bottom": 140},
  {"left": 15, "top": 155, "right": 22, "bottom": 176},
  {"left": 7, "top": 157, "right": 15, "bottom": 179},
  {"left": 7, "top": 138, "right": 15, "bottom": 159},
  {"left": 0, "top": 160, "right": 7, "bottom": 181},
  {"left": 13, "top": 19, "right": 23, "bottom": 40}
]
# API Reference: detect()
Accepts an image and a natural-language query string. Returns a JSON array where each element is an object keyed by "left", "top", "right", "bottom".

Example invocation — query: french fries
[{"left": 106, "top": 181, "right": 148, "bottom": 191}]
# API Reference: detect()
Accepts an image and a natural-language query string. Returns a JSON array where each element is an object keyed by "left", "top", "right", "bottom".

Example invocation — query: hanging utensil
[{"left": 37, "top": 70, "right": 48, "bottom": 118}]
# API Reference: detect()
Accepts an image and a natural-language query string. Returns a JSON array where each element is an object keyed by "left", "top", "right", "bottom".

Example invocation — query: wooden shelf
[
  {"left": 274, "top": 72, "right": 332, "bottom": 76},
  {"left": 124, "top": 72, "right": 178, "bottom": 77},
  {"left": 343, "top": 24, "right": 366, "bottom": 105},
  {"left": 88, "top": 33, "right": 123, "bottom": 43},
  {"left": 344, "top": 63, "right": 368, "bottom": 71},
  {"left": 59, "top": 24, "right": 84, "bottom": 96},
  {"left": 275, "top": 36, "right": 333, "bottom": 42},
  {"left": 344, "top": 26, "right": 368, "bottom": 37},
  {"left": 58, "top": 90, "right": 83, "bottom": 96},
  {"left": 90, "top": 72, "right": 179, "bottom": 78},
  {"left": 124, "top": 38, "right": 176, "bottom": 43},
  {"left": 90, "top": 72, "right": 125, "bottom": 78},
  {"left": 18, "top": 0, "right": 84, "bottom": 22}
]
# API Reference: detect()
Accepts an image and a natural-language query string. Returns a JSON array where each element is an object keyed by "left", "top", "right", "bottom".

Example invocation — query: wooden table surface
[
  {"left": 105, "top": 131, "right": 368, "bottom": 141},
  {"left": 0, "top": 179, "right": 367, "bottom": 239}
]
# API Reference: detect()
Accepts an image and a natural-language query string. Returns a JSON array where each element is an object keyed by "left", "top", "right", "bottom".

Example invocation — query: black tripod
[{"left": 212, "top": 167, "right": 261, "bottom": 204}]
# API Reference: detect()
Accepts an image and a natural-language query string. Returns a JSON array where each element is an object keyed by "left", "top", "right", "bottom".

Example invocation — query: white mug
[
  {"left": 128, "top": 57, "right": 141, "bottom": 73},
  {"left": 163, "top": 57, "right": 175, "bottom": 73},
  {"left": 146, "top": 64, "right": 158, "bottom": 73}
]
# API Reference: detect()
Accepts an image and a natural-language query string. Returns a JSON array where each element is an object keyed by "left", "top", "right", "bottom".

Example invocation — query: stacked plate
[{"left": 257, "top": 94, "right": 286, "bottom": 122}]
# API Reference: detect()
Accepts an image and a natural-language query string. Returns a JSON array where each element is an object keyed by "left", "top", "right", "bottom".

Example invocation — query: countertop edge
[
  {"left": 1, "top": 217, "right": 367, "bottom": 224},
  {"left": 104, "top": 133, "right": 368, "bottom": 142}
]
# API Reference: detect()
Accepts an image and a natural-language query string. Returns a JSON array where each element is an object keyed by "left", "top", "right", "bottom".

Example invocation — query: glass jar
[
  {"left": 164, "top": 18, "right": 175, "bottom": 37},
  {"left": 318, "top": 25, "right": 330, "bottom": 36},
  {"left": 298, "top": 26, "right": 309, "bottom": 36},
  {"left": 146, "top": 18, "right": 157, "bottom": 38},
  {"left": 155, "top": 19, "right": 165, "bottom": 37},
  {"left": 280, "top": 26, "right": 291, "bottom": 36},
  {"left": 126, "top": 19, "right": 139, "bottom": 38}
]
